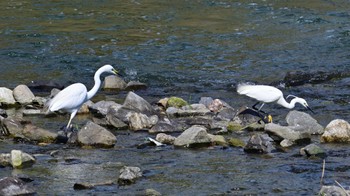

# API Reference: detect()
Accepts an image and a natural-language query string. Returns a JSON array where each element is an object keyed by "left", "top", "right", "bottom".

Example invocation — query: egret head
[
  {"left": 102, "top": 64, "right": 119, "bottom": 75},
  {"left": 287, "top": 95, "right": 315, "bottom": 114}
]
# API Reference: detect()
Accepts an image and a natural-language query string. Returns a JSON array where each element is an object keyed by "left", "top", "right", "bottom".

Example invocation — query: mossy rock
[
  {"left": 228, "top": 137, "right": 245, "bottom": 148},
  {"left": 167, "top": 97, "right": 188, "bottom": 108},
  {"left": 227, "top": 122, "right": 243, "bottom": 132}
]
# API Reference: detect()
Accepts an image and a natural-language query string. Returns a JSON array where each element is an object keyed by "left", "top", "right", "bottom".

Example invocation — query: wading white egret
[
  {"left": 237, "top": 83, "right": 314, "bottom": 114},
  {"left": 47, "top": 64, "right": 118, "bottom": 130}
]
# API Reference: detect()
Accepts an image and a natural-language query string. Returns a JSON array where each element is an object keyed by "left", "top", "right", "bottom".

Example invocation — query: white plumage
[{"left": 48, "top": 64, "right": 118, "bottom": 130}]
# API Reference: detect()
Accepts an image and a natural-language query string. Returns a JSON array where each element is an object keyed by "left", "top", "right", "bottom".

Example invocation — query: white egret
[
  {"left": 237, "top": 83, "right": 314, "bottom": 114},
  {"left": 47, "top": 64, "right": 118, "bottom": 130}
]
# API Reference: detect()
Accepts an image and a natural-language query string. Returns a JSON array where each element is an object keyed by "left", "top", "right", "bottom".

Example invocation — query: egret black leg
[{"left": 252, "top": 102, "right": 267, "bottom": 114}]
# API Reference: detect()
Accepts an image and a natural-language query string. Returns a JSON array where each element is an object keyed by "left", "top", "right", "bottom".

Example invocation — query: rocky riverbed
[{"left": 0, "top": 75, "right": 350, "bottom": 195}]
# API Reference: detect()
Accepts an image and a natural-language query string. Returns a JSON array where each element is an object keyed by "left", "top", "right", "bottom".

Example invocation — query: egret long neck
[
  {"left": 277, "top": 97, "right": 295, "bottom": 109},
  {"left": 87, "top": 68, "right": 103, "bottom": 100}
]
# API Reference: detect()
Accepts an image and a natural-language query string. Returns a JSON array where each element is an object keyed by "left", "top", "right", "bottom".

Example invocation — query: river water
[{"left": 0, "top": 0, "right": 350, "bottom": 195}]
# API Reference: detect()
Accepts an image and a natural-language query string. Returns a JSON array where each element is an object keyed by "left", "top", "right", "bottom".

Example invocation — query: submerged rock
[
  {"left": 244, "top": 133, "right": 275, "bottom": 154},
  {"left": 77, "top": 121, "right": 116, "bottom": 148},
  {"left": 0, "top": 87, "right": 16, "bottom": 105},
  {"left": 321, "top": 119, "right": 350, "bottom": 143},
  {"left": 300, "top": 143, "right": 326, "bottom": 158},
  {"left": 174, "top": 125, "right": 211, "bottom": 148},
  {"left": 125, "top": 81, "right": 148, "bottom": 91},
  {"left": 22, "top": 124, "right": 58, "bottom": 143},
  {"left": 283, "top": 70, "right": 349, "bottom": 87},
  {"left": 13, "top": 84, "right": 35, "bottom": 105},
  {"left": 118, "top": 166, "right": 142, "bottom": 185},
  {"left": 0, "top": 177, "right": 35, "bottom": 195},
  {"left": 286, "top": 110, "right": 324, "bottom": 134}
]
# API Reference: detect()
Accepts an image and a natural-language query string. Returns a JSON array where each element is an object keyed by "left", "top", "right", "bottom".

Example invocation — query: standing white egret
[
  {"left": 237, "top": 83, "right": 314, "bottom": 114},
  {"left": 48, "top": 64, "right": 118, "bottom": 130}
]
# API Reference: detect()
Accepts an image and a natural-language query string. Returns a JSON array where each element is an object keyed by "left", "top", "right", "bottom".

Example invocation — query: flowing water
[{"left": 0, "top": 0, "right": 350, "bottom": 195}]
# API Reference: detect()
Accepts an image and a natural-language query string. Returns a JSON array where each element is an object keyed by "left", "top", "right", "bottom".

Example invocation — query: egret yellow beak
[{"left": 112, "top": 68, "right": 118, "bottom": 75}]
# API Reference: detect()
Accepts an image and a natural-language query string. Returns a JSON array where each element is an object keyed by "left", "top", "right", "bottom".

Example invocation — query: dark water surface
[{"left": 1, "top": 0, "right": 350, "bottom": 195}]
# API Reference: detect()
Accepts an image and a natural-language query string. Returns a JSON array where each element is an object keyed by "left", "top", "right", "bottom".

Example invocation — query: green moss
[
  {"left": 167, "top": 97, "right": 188, "bottom": 108},
  {"left": 228, "top": 138, "right": 245, "bottom": 148},
  {"left": 227, "top": 122, "right": 243, "bottom": 132}
]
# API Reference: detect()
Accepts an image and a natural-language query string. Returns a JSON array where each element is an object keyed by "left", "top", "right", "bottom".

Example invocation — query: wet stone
[
  {"left": 118, "top": 166, "right": 142, "bottom": 185},
  {"left": 125, "top": 81, "right": 148, "bottom": 91},
  {"left": 156, "top": 133, "right": 176, "bottom": 145},
  {"left": 174, "top": 125, "right": 211, "bottom": 148},
  {"left": 0, "top": 177, "right": 36, "bottom": 195},
  {"left": 89, "top": 100, "right": 121, "bottom": 117},
  {"left": 13, "top": 84, "right": 35, "bottom": 105},
  {"left": 244, "top": 133, "right": 275, "bottom": 154},
  {"left": 123, "top": 91, "right": 155, "bottom": 115},
  {"left": 11, "top": 150, "right": 36, "bottom": 169},
  {"left": 286, "top": 110, "right": 324, "bottom": 135},
  {"left": 321, "top": 119, "right": 350, "bottom": 143},
  {"left": 77, "top": 121, "right": 117, "bottom": 148},
  {"left": 103, "top": 75, "right": 127, "bottom": 90},
  {"left": 0, "top": 87, "right": 16, "bottom": 105},
  {"left": 300, "top": 143, "right": 326, "bottom": 158}
]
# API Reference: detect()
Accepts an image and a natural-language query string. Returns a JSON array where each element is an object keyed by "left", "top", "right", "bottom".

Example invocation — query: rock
[
  {"left": 144, "top": 188, "right": 162, "bottom": 196},
  {"left": 0, "top": 153, "right": 11, "bottom": 167},
  {"left": 125, "top": 81, "right": 148, "bottom": 91},
  {"left": 118, "top": 166, "right": 142, "bottom": 185},
  {"left": 149, "top": 121, "right": 176, "bottom": 134},
  {"left": 199, "top": 97, "right": 214, "bottom": 108},
  {"left": 283, "top": 70, "right": 349, "bottom": 87},
  {"left": 1, "top": 117, "right": 27, "bottom": 137},
  {"left": 321, "top": 119, "right": 350, "bottom": 143},
  {"left": 167, "top": 97, "right": 188, "bottom": 108},
  {"left": 280, "top": 139, "right": 294, "bottom": 148},
  {"left": 208, "top": 134, "right": 227, "bottom": 146},
  {"left": 208, "top": 99, "right": 223, "bottom": 113},
  {"left": 89, "top": 100, "right": 121, "bottom": 117},
  {"left": 128, "top": 113, "right": 158, "bottom": 131},
  {"left": 73, "top": 180, "right": 114, "bottom": 190},
  {"left": 286, "top": 110, "right": 324, "bottom": 134},
  {"left": 174, "top": 125, "right": 211, "bottom": 148},
  {"left": 0, "top": 109, "right": 7, "bottom": 117},
  {"left": 166, "top": 104, "right": 211, "bottom": 118},
  {"left": 319, "top": 185, "right": 350, "bottom": 196},
  {"left": 106, "top": 114, "right": 128, "bottom": 129},
  {"left": 22, "top": 124, "right": 58, "bottom": 143},
  {"left": 13, "top": 84, "right": 35, "bottom": 105},
  {"left": 216, "top": 107, "right": 237, "bottom": 121},
  {"left": 123, "top": 92, "right": 155, "bottom": 115},
  {"left": 22, "top": 109, "right": 42, "bottom": 116},
  {"left": 11, "top": 150, "right": 36, "bottom": 168},
  {"left": 157, "top": 98, "right": 169, "bottom": 108},
  {"left": 0, "top": 87, "right": 16, "bottom": 105},
  {"left": 228, "top": 137, "right": 245, "bottom": 148},
  {"left": 0, "top": 177, "right": 35, "bottom": 195},
  {"left": 265, "top": 123, "right": 311, "bottom": 143},
  {"left": 102, "top": 75, "right": 127, "bottom": 90},
  {"left": 106, "top": 105, "right": 134, "bottom": 123},
  {"left": 244, "top": 133, "right": 275, "bottom": 154},
  {"left": 77, "top": 100, "right": 93, "bottom": 114},
  {"left": 227, "top": 122, "right": 243, "bottom": 132},
  {"left": 300, "top": 143, "right": 326, "bottom": 158},
  {"left": 77, "top": 121, "right": 117, "bottom": 148},
  {"left": 156, "top": 133, "right": 176, "bottom": 145}
]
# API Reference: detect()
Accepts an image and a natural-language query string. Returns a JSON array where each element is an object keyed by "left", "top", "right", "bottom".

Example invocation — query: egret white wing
[
  {"left": 48, "top": 83, "right": 88, "bottom": 112},
  {"left": 237, "top": 84, "right": 282, "bottom": 103}
]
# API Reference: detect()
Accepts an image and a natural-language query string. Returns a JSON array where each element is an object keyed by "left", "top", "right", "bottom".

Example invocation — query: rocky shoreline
[{"left": 0, "top": 75, "right": 349, "bottom": 195}]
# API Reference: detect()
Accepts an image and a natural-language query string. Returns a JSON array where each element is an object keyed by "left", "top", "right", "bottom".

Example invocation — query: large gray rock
[
  {"left": 321, "top": 119, "right": 350, "bottom": 143},
  {"left": 123, "top": 92, "right": 155, "bottom": 115},
  {"left": 0, "top": 177, "right": 35, "bottom": 195},
  {"left": 265, "top": 123, "right": 311, "bottom": 142},
  {"left": 1, "top": 117, "right": 25, "bottom": 137},
  {"left": 10, "top": 150, "right": 36, "bottom": 169},
  {"left": 106, "top": 105, "right": 134, "bottom": 123},
  {"left": 174, "top": 125, "right": 211, "bottom": 148},
  {"left": 128, "top": 112, "right": 158, "bottom": 131},
  {"left": 13, "top": 84, "right": 35, "bottom": 105},
  {"left": 286, "top": 110, "right": 324, "bottom": 134},
  {"left": 103, "top": 75, "right": 127, "bottom": 90},
  {"left": 118, "top": 166, "right": 142, "bottom": 185},
  {"left": 77, "top": 121, "right": 117, "bottom": 148},
  {"left": 0, "top": 87, "right": 16, "bottom": 105},
  {"left": 244, "top": 133, "right": 275, "bottom": 154}
]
